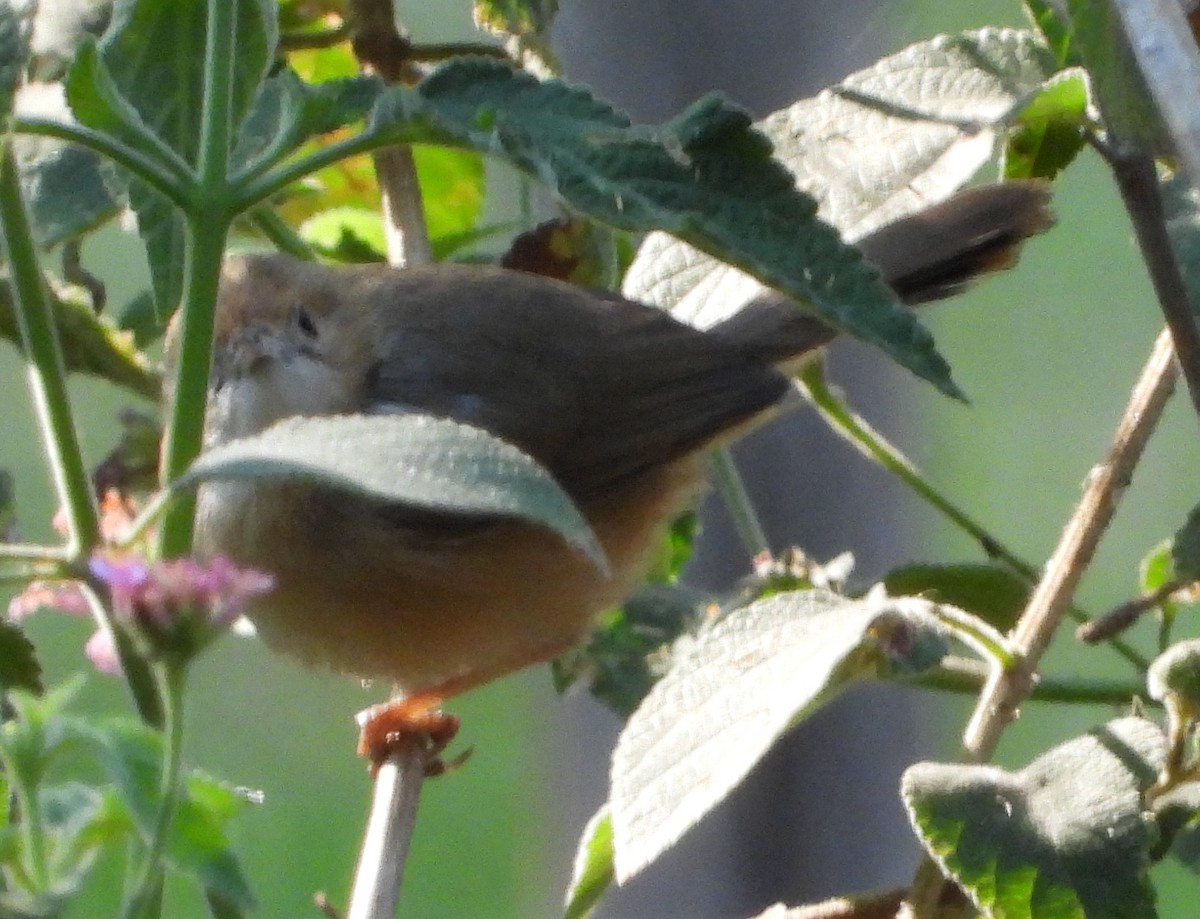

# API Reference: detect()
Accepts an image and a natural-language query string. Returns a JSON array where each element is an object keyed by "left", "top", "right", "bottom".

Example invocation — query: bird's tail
[{"left": 712, "top": 181, "right": 1055, "bottom": 364}]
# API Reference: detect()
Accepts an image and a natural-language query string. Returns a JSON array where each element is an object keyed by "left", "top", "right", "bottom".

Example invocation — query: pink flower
[{"left": 89, "top": 553, "right": 273, "bottom": 665}]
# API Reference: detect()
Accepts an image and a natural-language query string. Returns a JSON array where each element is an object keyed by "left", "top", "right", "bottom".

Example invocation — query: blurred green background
[{"left": 3, "top": 0, "right": 1200, "bottom": 916}]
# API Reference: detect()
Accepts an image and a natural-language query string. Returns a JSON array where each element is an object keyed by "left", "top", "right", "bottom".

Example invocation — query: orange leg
[{"left": 356, "top": 689, "right": 461, "bottom": 775}]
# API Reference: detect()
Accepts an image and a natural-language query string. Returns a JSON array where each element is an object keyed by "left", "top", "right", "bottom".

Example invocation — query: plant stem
[
  {"left": 961, "top": 326, "right": 1178, "bottom": 761},
  {"left": 12, "top": 117, "right": 192, "bottom": 208},
  {"left": 794, "top": 363, "right": 1150, "bottom": 671},
  {"left": 156, "top": 0, "right": 237, "bottom": 557},
  {"left": 125, "top": 663, "right": 187, "bottom": 919},
  {"left": 910, "top": 655, "right": 1148, "bottom": 706},
  {"left": 0, "top": 145, "right": 98, "bottom": 558},
  {"left": 344, "top": 7, "right": 434, "bottom": 917},
  {"left": 709, "top": 447, "right": 771, "bottom": 559}
]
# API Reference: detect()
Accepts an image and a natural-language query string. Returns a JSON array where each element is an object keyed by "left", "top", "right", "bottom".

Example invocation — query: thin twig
[
  {"left": 344, "top": 4, "right": 434, "bottom": 918},
  {"left": 961, "top": 328, "right": 1176, "bottom": 760},
  {"left": 907, "top": 329, "right": 1178, "bottom": 918},
  {"left": 346, "top": 738, "right": 426, "bottom": 919}
]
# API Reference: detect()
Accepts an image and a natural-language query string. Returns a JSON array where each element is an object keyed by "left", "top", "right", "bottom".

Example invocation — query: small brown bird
[{"left": 193, "top": 183, "right": 1052, "bottom": 748}]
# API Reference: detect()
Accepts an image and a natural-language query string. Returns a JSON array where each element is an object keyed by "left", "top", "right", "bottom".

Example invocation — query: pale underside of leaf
[
  {"left": 610, "top": 590, "right": 945, "bottom": 882},
  {"left": 626, "top": 28, "right": 1057, "bottom": 333}
]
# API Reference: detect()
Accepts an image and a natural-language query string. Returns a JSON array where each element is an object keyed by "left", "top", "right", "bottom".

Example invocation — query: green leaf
[
  {"left": 1172, "top": 502, "right": 1200, "bottom": 582},
  {"left": 174, "top": 413, "right": 607, "bottom": 571},
  {"left": 0, "top": 620, "right": 43, "bottom": 697},
  {"left": 376, "top": 58, "right": 961, "bottom": 397},
  {"left": 883, "top": 563, "right": 1031, "bottom": 635},
  {"left": 627, "top": 29, "right": 1058, "bottom": 393},
  {"left": 563, "top": 804, "right": 613, "bottom": 919},
  {"left": 233, "top": 68, "right": 380, "bottom": 175},
  {"left": 86, "top": 720, "right": 255, "bottom": 908},
  {"left": 609, "top": 589, "right": 947, "bottom": 881},
  {"left": 903, "top": 717, "right": 1163, "bottom": 919},
  {"left": 1023, "top": 0, "right": 1074, "bottom": 64},
  {"left": 0, "top": 0, "right": 33, "bottom": 118},
  {"left": 1154, "top": 783, "right": 1200, "bottom": 871},
  {"left": 1004, "top": 68, "right": 1089, "bottom": 180},
  {"left": 79, "top": 0, "right": 275, "bottom": 314},
  {"left": 15, "top": 126, "right": 120, "bottom": 246}
]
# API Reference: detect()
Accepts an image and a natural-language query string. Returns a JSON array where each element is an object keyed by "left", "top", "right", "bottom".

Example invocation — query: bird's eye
[{"left": 296, "top": 308, "right": 319, "bottom": 339}]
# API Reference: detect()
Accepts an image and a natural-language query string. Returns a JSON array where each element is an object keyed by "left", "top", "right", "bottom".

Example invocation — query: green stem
[
  {"left": 0, "top": 145, "right": 98, "bottom": 556},
  {"left": 909, "top": 655, "right": 1149, "bottom": 706},
  {"left": 794, "top": 364, "right": 1150, "bottom": 671},
  {"left": 232, "top": 128, "right": 382, "bottom": 208},
  {"left": 709, "top": 447, "right": 771, "bottom": 559},
  {"left": 125, "top": 663, "right": 187, "bottom": 919},
  {"left": 12, "top": 116, "right": 192, "bottom": 208},
  {"left": 4, "top": 753, "right": 49, "bottom": 893},
  {"left": 82, "top": 582, "right": 163, "bottom": 726},
  {"left": 156, "top": 0, "right": 238, "bottom": 558},
  {"left": 246, "top": 206, "right": 317, "bottom": 260},
  {"left": 925, "top": 604, "right": 1016, "bottom": 669}
]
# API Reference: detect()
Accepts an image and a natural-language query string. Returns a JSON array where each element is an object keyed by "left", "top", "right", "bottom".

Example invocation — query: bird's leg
[{"left": 356, "top": 690, "right": 461, "bottom": 776}]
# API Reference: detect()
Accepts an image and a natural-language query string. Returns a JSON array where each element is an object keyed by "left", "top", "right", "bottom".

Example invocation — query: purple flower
[{"left": 89, "top": 553, "right": 274, "bottom": 666}]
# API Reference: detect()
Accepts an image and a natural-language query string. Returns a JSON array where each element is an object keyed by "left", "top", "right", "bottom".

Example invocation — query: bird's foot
[{"left": 356, "top": 695, "right": 461, "bottom": 776}]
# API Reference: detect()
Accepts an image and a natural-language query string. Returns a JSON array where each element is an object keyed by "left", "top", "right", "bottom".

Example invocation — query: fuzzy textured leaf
[
  {"left": 175, "top": 413, "right": 606, "bottom": 570},
  {"left": 610, "top": 590, "right": 947, "bottom": 881},
  {"left": 564, "top": 805, "right": 614, "bottom": 919},
  {"left": 624, "top": 29, "right": 1055, "bottom": 388},
  {"left": 903, "top": 717, "right": 1163, "bottom": 919},
  {"left": 374, "top": 58, "right": 960, "bottom": 396}
]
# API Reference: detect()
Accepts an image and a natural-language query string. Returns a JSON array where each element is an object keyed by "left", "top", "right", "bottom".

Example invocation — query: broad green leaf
[
  {"left": 883, "top": 563, "right": 1031, "bottom": 635},
  {"left": 626, "top": 29, "right": 1056, "bottom": 388},
  {"left": 86, "top": 720, "right": 255, "bottom": 908},
  {"left": 1140, "top": 539, "right": 1186, "bottom": 625},
  {"left": 0, "top": 0, "right": 33, "bottom": 117},
  {"left": 175, "top": 413, "right": 607, "bottom": 571},
  {"left": 0, "top": 280, "right": 160, "bottom": 399},
  {"left": 0, "top": 620, "right": 43, "bottom": 696},
  {"left": 563, "top": 805, "right": 613, "bottom": 919},
  {"left": 903, "top": 717, "right": 1163, "bottom": 919},
  {"left": 374, "top": 59, "right": 960, "bottom": 397},
  {"left": 1003, "top": 69, "right": 1089, "bottom": 180},
  {"left": 300, "top": 205, "right": 387, "bottom": 261},
  {"left": 1171, "top": 503, "right": 1200, "bottom": 582},
  {"left": 609, "top": 590, "right": 947, "bottom": 881}
]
